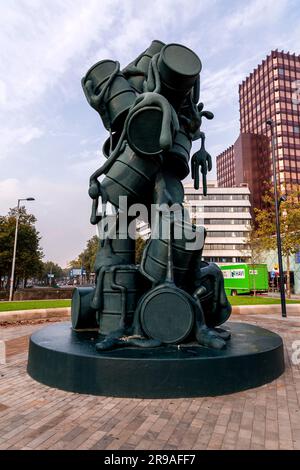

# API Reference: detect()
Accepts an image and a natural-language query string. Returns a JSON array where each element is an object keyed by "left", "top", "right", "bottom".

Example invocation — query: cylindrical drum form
[
  {"left": 136, "top": 40, "right": 165, "bottom": 76},
  {"left": 102, "top": 133, "right": 122, "bottom": 159},
  {"left": 111, "top": 238, "right": 136, "bottom": 264},
  {"left": 82, "top": 60, "right": 136, "bottom": 132},
  {"left": 125, "top": 40, "right": 165, "bottom": 93},
  {"left": 141, "top": 214, "right": 206, "bottom": 287},
  {"left": 140, "top": 286, "right": 195, "bottom": 344},
  {"left": 101, "top": 143, "right": 162, "bottom": 208},
  {"left": 157, "top": 43, "right": 201, "bottom": 109},
  {"left": 163, "top": 128, "right": 192, "bottom": 179},
  {"left": 71, "top": 287, "right": 98, "bottom": 330},
  {"left": 127, "top": 106, "right": 167, "bottom": 157},
  {"left": 99, "top": 266, "right": 143, "bottom": 335}
]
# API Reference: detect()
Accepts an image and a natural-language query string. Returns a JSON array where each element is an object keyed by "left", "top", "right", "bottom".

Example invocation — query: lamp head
[{"left": 26, "top": 197, "right": 35, "bottom": 201}]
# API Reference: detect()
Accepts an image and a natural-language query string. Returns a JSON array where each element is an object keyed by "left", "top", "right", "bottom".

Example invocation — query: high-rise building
[
  {"left": 216, "top": 144, "right": 235, "bottom": 188},
  {"left": 217, "top": 50, "right": 300, "bottom": 209}
]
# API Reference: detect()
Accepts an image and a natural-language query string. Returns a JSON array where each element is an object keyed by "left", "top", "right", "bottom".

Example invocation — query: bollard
[{"left": 0, "top": 340, "right": 6, "bottom": 365}]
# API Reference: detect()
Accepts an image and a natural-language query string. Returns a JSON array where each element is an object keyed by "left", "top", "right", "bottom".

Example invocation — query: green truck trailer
[{"left": 219, "top": 263, "right": 269, "bottom": 296}]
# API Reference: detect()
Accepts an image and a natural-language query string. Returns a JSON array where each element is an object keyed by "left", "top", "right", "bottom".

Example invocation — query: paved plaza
[{"left": 0, "top": 313, "right": 300, "bottom": 450}]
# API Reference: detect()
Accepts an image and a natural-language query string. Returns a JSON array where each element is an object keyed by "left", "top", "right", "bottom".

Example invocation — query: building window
[
  {"left": 294, "top": 126, "right": 300, "bottom": 134},
  {"left": 206, "top": 231, "right": 245, "bottom": 238}
]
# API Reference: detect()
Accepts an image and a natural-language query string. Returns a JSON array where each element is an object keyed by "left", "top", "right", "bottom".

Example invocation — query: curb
[
  {"left": 0, "top": 307, "right": 71, "bottom": 323},
  {"left": 232, "top": 304, "right": 300, "bottom": 315},
  {"left": 0, "top": 304, "right": 299, "bottom": 324}
]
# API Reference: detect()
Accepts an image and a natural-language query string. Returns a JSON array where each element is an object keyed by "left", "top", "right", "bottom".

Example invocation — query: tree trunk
[{"left": 286, "top": 254, "right": 291, "bottom": 299}]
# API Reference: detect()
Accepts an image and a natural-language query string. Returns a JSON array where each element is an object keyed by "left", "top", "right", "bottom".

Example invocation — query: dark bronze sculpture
[
  {"left": 75, "top": 40, "right": 232, "bottom": 351},
  {"left": 27, "top": 41, "right": 285, "bottom": 397}
]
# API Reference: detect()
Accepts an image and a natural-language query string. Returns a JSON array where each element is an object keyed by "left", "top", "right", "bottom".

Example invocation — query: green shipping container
[{"left": 219, "top": 263, "right": 269, "bottom": 296}]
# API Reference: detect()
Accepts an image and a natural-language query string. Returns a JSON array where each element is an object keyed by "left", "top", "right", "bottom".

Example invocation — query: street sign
[
  {"left": 295, "top": 252, "right": 300, "bottom": 264},
  {"left": 47, "top": 274, "right": 54, "bottom": 278},
  {"left": 70, "top": 268, "right": 86, "bottom": 277}
]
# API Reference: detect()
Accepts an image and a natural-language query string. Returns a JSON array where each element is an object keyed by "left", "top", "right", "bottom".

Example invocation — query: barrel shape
[
  {"left": 157, "top": 43, "right": 201, "bottom": 109},
  {"left": 71, "top": 287, "right": 98, "bottom": 330},
  {"left": 158, "top": 43, "right": 201, "bottom": 90},
  {"left": 163, "top": 128, "right": 192, "bottom": 179},
  {"left": 127, "top": 106, "right": 165, "bottom": 156},
  {"left": 102, "top": 132, "right": 122, "bottom": 159},
  {"left": 141, "top": 218, "right": 205, "bottom": 286},
  {"left": 101, "top": 143, "right": 162, "bottom": 207},
  {"left": 137, "top": 40, "right": 165, "bottom": 75},
  {"left": 140, "top": 285, "right": 195, "bottom": 344},
  {"left": 126, "top": 40, "right": 165, "bottom": 93},
  {"left": 111, "top": 238, "right": 136, "bottom": 264},
  {"left": 99, "top": 266, "right": 143, "bottom": 335},
  {"left": 82, "top": 59, "right": 136, "bottom": 132}
]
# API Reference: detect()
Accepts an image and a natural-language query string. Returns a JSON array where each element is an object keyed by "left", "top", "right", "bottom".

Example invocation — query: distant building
[
  {"left": 216, "top": 133, "right": 270, "bottom": 210},
  {"left": 184, "top": 181, "right": 252, "bottom": 263},
  {"left": 217, "top": 50, "right": 300, "bottom": 210},
  {"left": 216, "top": 144, "right": 235, "bottom": 188}
]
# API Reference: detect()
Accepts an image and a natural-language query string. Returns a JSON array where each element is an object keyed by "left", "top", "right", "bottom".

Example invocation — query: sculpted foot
[
  {"left": 95, "top": 337, "right": 124, "bottom": 351},
  {"left": 214, "top": 327, "right": 231, "bottom": 340},
  {"left": 195, "top": 326, "right": 226, "bottom": 350},
  {"left": 126, "top": 337, "right": 162, "bottom": 348}
]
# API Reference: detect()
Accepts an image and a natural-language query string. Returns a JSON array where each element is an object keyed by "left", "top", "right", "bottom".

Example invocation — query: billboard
[{"left": 70, "top": 268, "right": 86, "bottom": 277}]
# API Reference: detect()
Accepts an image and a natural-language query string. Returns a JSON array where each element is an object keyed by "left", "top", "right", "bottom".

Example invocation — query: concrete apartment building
[
  {"left": 184, "top": 181, "right": 251, "bottom": 263},
  {"left": 216, "top": 50, "right": 300, "bottom": 210}
]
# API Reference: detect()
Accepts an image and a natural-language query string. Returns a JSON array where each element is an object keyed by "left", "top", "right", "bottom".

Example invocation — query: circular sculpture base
[{"left": 27, "top": 322, "right": 284, "bottom": 398}]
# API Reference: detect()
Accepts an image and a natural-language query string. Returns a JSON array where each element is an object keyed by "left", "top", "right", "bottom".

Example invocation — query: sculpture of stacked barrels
[{"left": 72, "top": 40, "right": 232, "bottom": 351}]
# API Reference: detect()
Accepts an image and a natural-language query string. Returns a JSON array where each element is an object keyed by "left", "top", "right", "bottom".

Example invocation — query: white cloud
[
  {"left": 0, "top": 80, "right": 7, "bottom": 106},
  {"left": 0, "top": 0, "right": 119, "bottom": 112},
  {"left": 18, "top": 127, "right": 44, "bottom": 144},
  {"left": 0, "top": 0, "right": 215, "bottom": 113},
  {"left": 0, "top": 125, "right": 44, "bottom": 159},
  {"left": 0, "top": 178, "right": 19, "bottom": 206},
  {"left": 226, "top": 0, "right": 288, "bottom": 31}
]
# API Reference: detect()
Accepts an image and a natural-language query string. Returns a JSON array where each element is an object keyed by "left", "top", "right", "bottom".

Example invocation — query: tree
[
  {"left": 0, "top": 206, "right": 43, "bottom": 289},
  {"left": 69, "top": 235, "right": 147, "bottom": 281},
  {"left": 135, "top": 236, "right": 146, "bottom": 264},
  {"left": 252, "top": 186, "right": 300, "bottom": 298},
  {"left": 39, "top": 261, "right": 64, "bottom": 286},
  {"left": 68, "top": 235, "right": 99, "bottom": 281}
]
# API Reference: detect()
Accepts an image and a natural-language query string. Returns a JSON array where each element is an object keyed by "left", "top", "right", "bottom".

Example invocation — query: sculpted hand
[{"left": 191, "top": 136, "right": 212, "bottom": 195}]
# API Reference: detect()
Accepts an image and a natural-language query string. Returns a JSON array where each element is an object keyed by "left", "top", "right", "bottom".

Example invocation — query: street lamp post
[
  {"left": 266, "top": 119, "right": 287, "bottom": 318},
  {"left": 9, "top": 197, "right": 35, "bottom": 302}
]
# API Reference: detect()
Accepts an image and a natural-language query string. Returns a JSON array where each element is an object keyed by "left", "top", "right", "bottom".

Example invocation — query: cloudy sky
[{"left": 0, "top": 0, "right": 299, "bottom": 267}]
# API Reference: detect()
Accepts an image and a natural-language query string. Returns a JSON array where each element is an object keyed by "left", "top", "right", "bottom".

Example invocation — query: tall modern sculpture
[{"left": 28, "top": 41, "right": 285, "bottom": 397}]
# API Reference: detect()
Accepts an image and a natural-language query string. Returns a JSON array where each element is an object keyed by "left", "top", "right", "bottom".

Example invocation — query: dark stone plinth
[{"left": 27, "top": 322, "right": 284, "bottom": 398}]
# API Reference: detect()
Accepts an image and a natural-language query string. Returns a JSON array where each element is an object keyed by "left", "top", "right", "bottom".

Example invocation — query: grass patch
[
  {"left": 228, "top": 295, "right": 300, "bottom": 306},
  {"left": 0, "top": 299, "right": 71, "bottom": 312},
  {"left": 0, "top": 296, "right": 299, "bottom": 312}
]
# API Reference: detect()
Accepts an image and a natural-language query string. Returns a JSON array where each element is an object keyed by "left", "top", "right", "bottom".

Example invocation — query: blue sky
[{"left": 0, "top": 0, "right": 299, "bottom": 267}]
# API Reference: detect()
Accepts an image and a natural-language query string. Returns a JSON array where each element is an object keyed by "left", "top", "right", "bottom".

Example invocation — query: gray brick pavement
[{"left": 0, "top": 314, "right": 300, "bottom": 450}]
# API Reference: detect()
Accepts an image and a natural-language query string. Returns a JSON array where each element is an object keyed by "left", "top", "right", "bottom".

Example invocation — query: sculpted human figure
[{"left": 80, "top": 40, "right": 231, "bottom": 351}]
